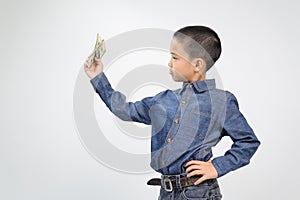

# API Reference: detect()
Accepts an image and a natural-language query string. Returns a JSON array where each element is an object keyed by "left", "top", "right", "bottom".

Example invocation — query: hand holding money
[
  {"left": 84, "top": 34, "right": 106, "bottom": 80},
  {"left": 84, "top": 57, "right": 103, "bottom": 80}
]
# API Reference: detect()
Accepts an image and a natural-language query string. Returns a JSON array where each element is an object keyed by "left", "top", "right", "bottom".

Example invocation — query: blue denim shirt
[{"left": 90, "top": 72, "right": 260, "bottom": 177}]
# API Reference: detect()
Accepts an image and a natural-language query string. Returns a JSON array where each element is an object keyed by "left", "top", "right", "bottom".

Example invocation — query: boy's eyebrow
[{"left": 170, "top": 52, "right": 179, "bottom": 56}]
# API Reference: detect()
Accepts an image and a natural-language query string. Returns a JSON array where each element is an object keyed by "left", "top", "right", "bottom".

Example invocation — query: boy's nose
[{"left": 168, "top": 60, "right": 172, "bottom": 68}]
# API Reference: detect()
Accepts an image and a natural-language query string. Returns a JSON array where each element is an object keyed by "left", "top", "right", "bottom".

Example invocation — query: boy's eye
[{"left": 172, "top": 56, "right": 178, "bottom": 60}]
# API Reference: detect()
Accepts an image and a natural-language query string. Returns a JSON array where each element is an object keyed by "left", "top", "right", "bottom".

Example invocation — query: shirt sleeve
[
  {"left": 90, "top": 72, "right": 154, "bottom": 125},
  {"left": 212, "top": 92, "right": 261, "bottom": 177}
]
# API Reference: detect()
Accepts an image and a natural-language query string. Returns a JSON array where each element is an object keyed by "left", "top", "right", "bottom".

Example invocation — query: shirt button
[
  {"left": 162, "top": 160, "right": 166, "bottom": 166},
  {"left": 174, "top": 119, "right": 179, "bottom": 124},
  {"left": 189, "top": 84, "right": 193, "bottom": 88},
  {"left": 167, "top": 137, "right": 171, "bottom": 143},
  {"left": 181, "top": 100, "right": 186, "bottom": 104}
]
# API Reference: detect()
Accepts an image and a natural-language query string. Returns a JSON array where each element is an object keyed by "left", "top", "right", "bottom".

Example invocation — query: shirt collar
[{"left": 179, "top": 79, "right": 216, "bottom": 94}]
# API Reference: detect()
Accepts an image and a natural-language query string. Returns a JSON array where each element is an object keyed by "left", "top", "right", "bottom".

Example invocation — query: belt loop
[
  {"left": 175, "top": 175, "right": 182, "bottom": 190},
  {"left": 160, "top": 174, "right": 164, "bottom": 186}
]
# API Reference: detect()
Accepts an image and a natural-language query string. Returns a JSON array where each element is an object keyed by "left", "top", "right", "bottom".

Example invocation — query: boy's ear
[{"left": 193, "top": 58, "right": 206, "bottom": 73}]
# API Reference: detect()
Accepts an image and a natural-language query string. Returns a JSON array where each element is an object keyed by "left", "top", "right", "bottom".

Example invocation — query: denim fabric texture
[{"left": 90, "top": 72, "right": 260, "bottom": 177}]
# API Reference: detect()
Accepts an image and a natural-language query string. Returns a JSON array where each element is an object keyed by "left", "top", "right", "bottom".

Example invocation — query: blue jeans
[{"left": 158, "top": 179, "right": 222, "bottom": 200}]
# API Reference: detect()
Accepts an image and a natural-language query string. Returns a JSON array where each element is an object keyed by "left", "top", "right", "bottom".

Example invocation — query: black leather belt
[{"left": 147, "top": 175, "right": 202, "bottom": 192}]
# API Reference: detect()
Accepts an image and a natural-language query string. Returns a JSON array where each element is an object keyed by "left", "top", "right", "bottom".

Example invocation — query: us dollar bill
[{"left": 86, "top": 33, "right": 106, "bottom": 67}]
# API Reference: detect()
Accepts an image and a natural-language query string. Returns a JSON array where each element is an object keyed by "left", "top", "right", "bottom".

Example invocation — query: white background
[{"left": 1, "top": 0, "right": 300, "bottom": 199}]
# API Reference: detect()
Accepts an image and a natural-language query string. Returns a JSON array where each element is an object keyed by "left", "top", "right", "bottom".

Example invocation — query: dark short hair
[{"left": 174, "top": 25, "right": 222, "bottom": 71}]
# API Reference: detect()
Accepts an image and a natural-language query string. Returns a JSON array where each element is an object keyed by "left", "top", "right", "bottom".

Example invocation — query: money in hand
[{"left": 86, "top": 33, "right": 106, "bottom": 67}]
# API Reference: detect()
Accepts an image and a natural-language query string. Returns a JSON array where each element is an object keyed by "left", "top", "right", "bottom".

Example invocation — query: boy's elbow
[
  {"left": 247, "top": 137, "right": 261, "bottom": 162},
  {"left": 253, "top": 136, "right": 261, "bottom": 151},
  {"left": 113, "top": 111, "right": 132, "bottom": 121}
]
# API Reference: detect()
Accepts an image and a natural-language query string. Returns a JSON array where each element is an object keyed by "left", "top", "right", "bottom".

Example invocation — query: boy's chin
[
  {"left": 170, "top": 74, "right": 187, "bottom": 82},
  {"left": 171, "top": 76, "right": 185, "bottom": 82}
]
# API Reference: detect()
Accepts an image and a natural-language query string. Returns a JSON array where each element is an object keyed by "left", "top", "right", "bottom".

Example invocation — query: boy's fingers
[
  {"left": 84, "top": 63, "right": 89, "bottom": 71},
  {"left": 186, "top": 164, "right": 202, "bottom": 173},
  {"left": 185, "top": 160, "right": 204, "bottom": 167},
  {"left": 187, "top": 169, "right": 204, "bottom": 178},
  {"left": 94, "top": 57, "right": 101, "bottom": 64},
  {"left": 194, "top": 175, "right": 207, "bottom": 185},
  {"left": 84, "top": 59, "right": 90, "bottom": 68}
]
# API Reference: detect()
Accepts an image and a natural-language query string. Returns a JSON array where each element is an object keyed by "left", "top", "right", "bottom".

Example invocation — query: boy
[{"left": 84, "top": 26, "right": 260, "bottom": 199}]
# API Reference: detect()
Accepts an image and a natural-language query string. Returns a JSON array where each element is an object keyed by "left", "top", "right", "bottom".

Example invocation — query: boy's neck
[{"left": 188, "top": 74, "right": 206, "bottom": 83}]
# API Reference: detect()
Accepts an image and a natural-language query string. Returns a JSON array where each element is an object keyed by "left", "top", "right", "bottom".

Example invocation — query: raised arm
[{"left": 84, "top": 58, "right": 153, "bottom": 125}]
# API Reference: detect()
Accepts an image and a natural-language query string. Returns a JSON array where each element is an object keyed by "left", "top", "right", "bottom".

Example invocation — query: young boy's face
[{"left": 168, "top": 38, "right": 202, "bottom": 82}]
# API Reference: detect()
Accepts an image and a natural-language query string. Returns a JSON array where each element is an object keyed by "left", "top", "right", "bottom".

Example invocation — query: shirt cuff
[
  {"left": 212, "top": 156, "right": 232, "bottom": 178},
  {"left": 90, "top": 72, "right": 109, "bottom": 92}
]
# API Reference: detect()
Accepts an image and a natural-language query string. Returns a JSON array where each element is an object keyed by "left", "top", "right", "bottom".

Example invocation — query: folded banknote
[{"left": 86, "top": 33, "right": 106, "bottom": 67}]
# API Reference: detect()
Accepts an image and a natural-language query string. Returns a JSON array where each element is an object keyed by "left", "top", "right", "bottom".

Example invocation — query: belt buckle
[{"left": 162, "top": 177, "right": 173, "bottom": 192}]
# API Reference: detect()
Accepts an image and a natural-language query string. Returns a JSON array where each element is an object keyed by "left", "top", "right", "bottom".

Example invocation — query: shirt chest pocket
[{"left": 179, "top": 108, "right": 215, "bottom": 140}]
